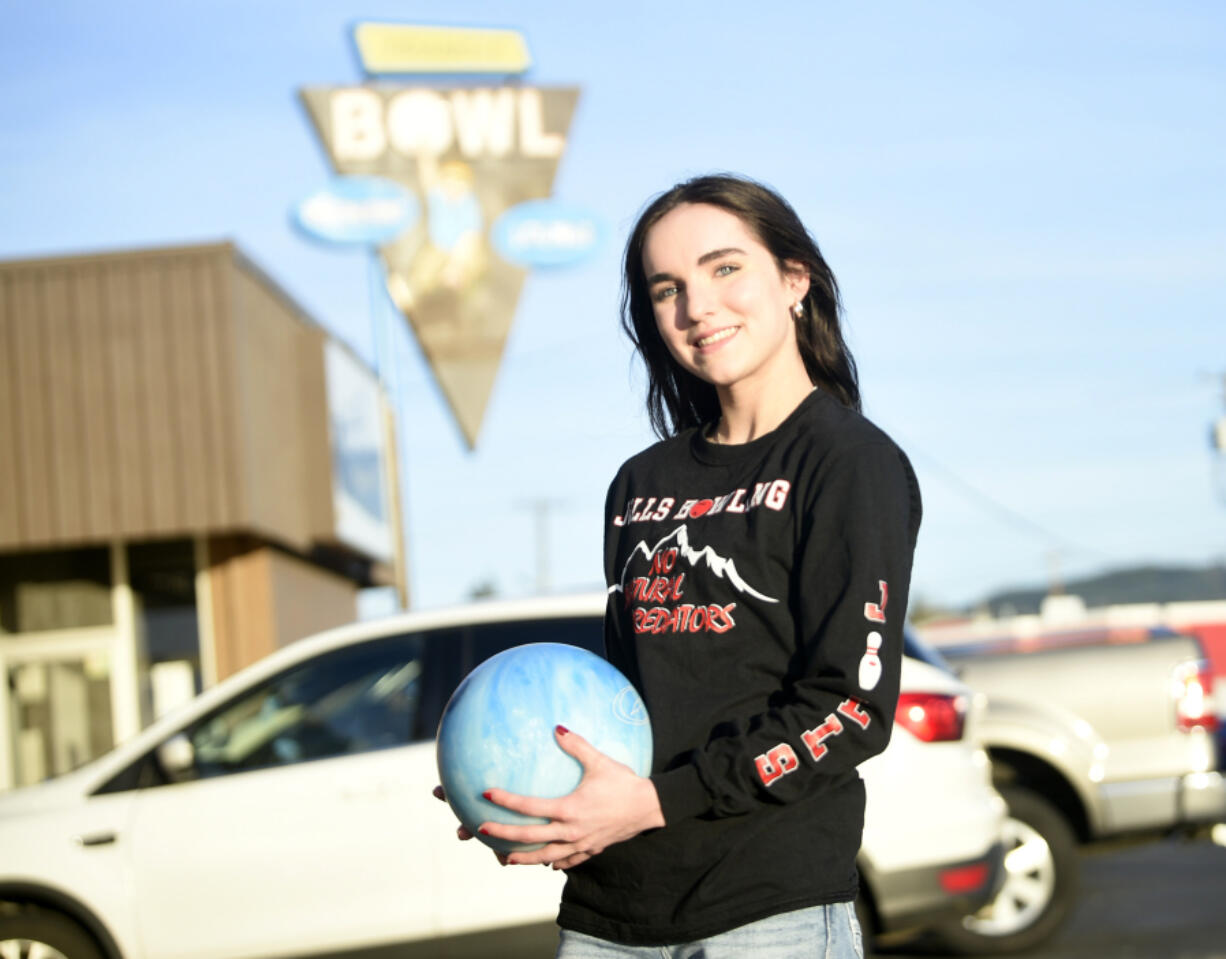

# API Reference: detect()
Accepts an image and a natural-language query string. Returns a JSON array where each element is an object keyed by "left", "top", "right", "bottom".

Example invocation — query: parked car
[
  {"left": 0, "top": 594, "right": 1005, "bottom": 959},
  {"left": 923, "top": 623, "right": 1226, "bottom": 955}
]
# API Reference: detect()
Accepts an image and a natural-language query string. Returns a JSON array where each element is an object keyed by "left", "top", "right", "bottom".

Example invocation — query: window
[
  {"left": 0, "top": 548, "right": 112, "bottom": 634},
  {"left": 7, "top": 657, "right": 114, "bottom": 787},
  {"left": 903, "top": 629, "right": 956, "bottom": 676},
  {"left": 98, "top": 612, "right": 606, "bottom": 793},
  {"left": 184, "top": 636, "right": 424, "bottom": 779},
  {"left": 467, "top": 616, "right": 604, "bottom": 668},
  {"left": 129, "top": 539, "right": 201, "bottom": 724},
  {"left": 412, "top": 627, "right": 463, "bottom": 741},
  {"left": 409, "top": 615, "right": 605, "bottom": 739}
]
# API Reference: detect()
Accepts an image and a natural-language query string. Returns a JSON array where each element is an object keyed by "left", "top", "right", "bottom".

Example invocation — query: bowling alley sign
[{"left": 298, "top": 23, "right": 595, "bottom": 449}]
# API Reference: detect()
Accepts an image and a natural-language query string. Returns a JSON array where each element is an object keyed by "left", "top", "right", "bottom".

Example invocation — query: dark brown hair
[{"left": 622, "top": 174, "right": 860, "bottom": 438}]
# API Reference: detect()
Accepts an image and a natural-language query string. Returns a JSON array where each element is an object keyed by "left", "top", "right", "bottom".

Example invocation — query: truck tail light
[
  {"left": 895, "top": 692, "right": 967, "bottom": 742},
  {"left": 939, "top": 860, "right": 991, "bottom": 894},
  {"left": 1172, "top": 659, "right": 1218, "bottom": 733}
]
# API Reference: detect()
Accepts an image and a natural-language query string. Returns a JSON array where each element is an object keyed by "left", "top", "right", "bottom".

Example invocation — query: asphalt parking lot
[
  {"left": 882, "top": 835, "right": 1226, "bottom": 959},
  {"left": 402, "top": 835, "right": 1226, "bottom": 959}
]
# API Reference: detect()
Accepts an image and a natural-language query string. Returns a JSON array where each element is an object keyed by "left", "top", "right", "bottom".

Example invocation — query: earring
[{"left": 791, "top": 301, "right": 804, "bottom": 320}]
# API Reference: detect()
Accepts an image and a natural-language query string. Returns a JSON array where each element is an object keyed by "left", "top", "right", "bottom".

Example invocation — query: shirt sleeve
[{"left": 651, "top": 440, "right": 922, "bottom": 821}]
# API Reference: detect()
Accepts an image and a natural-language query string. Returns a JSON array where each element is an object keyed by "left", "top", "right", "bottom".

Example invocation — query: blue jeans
[{"left": 556, "top": 902, "right": 864, "bottom": 959}]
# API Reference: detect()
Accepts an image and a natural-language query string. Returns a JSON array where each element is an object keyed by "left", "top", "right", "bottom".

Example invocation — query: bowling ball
[{"left": 436, "top": 642, "right": 653, "bottom": 854}]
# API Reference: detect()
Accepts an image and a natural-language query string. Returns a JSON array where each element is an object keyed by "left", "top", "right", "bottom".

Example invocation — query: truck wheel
[
  {"left": 0, "top": 904, "right": 103, "bottom": 959},
  {"left": 936, "top": 785, "right": 1079, "bottom": 955}
]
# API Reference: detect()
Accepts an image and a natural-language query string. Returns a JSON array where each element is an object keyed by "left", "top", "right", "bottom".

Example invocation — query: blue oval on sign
[
  {"left": 293, "top": 176, "right": 419, "bottom": 246},
  {"left": 491, "top": 199, "right": 602, "bottom": 268}
]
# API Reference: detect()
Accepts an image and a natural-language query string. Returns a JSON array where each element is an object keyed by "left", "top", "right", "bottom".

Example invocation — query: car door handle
[
  {"left": 342, "top": 782, "right": 393, "bottom": 801},
  {"left": 74, "top": 831, "right": 118, "bottom": 847}
]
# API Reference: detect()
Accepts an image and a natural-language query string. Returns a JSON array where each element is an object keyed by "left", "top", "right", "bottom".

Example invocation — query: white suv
[{"left": 0, "top": 594, "right": 1005, "bottom": 958}]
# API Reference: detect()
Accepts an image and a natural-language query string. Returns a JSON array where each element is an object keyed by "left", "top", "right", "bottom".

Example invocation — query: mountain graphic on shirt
[{"left": 610, "top": 524, "right": 779, "bottom": 604}]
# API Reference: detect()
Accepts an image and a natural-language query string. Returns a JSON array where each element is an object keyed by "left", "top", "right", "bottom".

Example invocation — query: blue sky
[{"left": 2, "top": 1, "right": 1224, "bottom": 614}]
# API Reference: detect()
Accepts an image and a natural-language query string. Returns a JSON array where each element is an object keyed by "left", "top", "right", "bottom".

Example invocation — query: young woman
[{"left": 468, "top": 174, "right": 921, "bottom": 958}]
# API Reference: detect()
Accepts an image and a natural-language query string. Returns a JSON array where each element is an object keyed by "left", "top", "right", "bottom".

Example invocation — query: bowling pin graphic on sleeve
[
  {"left": 859, "top": 631, "right": 883, "bottom": 690},
  {"left": 859, "top": 581, "right": 888, "bottom": 691}
]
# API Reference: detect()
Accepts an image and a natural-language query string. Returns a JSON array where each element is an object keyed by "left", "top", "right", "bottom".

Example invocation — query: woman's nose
[{"left": 684, "top": 282, "right": 717, "bottom": 322}]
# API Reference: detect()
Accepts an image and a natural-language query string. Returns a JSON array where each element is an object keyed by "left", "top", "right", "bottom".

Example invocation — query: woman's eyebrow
[
  {"left": 696, "top": 246, "right": 746, "bottom": 265},
  {"left": 647, "top": 247, "right": 747, "bottom": 285}
]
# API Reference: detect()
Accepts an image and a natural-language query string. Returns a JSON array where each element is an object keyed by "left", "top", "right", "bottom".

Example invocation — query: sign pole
[{"left": 369, "top": 251, "right": 411, "bottom": 610}]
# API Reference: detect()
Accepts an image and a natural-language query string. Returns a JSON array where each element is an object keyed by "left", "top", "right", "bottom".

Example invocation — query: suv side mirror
[{"left": 156, "top": 734, "right": 197, "bottom": 783}]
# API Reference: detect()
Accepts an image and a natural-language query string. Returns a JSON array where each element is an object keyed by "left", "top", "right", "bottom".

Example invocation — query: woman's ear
[{"left": 782, "top": 260, "right": 811, "bottom": 303}]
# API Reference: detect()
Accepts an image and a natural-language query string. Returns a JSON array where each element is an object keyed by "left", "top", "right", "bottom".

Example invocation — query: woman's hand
[{"left": 477, "top": 725, "right": 665, "bottom": 871}]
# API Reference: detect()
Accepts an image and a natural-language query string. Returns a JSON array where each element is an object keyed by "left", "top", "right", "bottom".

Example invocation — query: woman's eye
[
  {"left": 652, "top": 285, "right": 678, "bottom": 301},
  {"left": 714, "top": 263, "right": 739, "bottom": 277}
]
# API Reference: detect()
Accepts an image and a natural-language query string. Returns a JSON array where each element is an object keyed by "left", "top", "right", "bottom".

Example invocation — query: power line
[{"left": 889, "top": 435, "right": 1111, "bottom": 565}]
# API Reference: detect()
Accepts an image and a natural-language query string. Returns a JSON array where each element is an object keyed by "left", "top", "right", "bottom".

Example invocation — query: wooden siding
[
  {"left": 230, "top": 264, "right": 333, "bottom": 551},
  {"left": 266, "top": 548, "right": 356, "bottom": 652},
  {"left": 202, "top": 536, "right": 356, "bottom": 680},
  {"left": 204, "top": 535, "right": 276, "bottom": 681},
  {"left": 0, "top": 243, "right": 342, "bottom": 555}
]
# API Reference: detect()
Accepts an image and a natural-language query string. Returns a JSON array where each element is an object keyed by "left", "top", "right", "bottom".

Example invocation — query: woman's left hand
[{"left": 478, "top": 725, "right": 665, "bottom": 870}]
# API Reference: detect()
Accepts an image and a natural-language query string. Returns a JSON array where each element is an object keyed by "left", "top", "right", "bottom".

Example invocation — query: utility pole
[
  {"left": 1045, "top": 549, "right": 1066, "bottom": 597},
  {"left": 1211, "top": 371, "right": 1226, "bottom": 453},
  {"left": 517, "top": 498, "right": 564, "bottom": 594},
  {"left": 1208, "top": 372, "right": 1226, "bottom": 509}
]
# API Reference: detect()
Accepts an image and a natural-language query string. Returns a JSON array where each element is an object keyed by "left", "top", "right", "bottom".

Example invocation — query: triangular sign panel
[{"left": 300, "top": 86, "right": 580, "bottom": 448}]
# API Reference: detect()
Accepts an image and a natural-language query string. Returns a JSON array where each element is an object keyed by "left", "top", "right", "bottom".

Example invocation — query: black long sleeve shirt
[{"left": 557, "top": 389, "right": 922, "bottom": 945}]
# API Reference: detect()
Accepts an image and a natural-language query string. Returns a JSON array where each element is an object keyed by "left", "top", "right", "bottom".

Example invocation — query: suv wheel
[
  {"left": 937, "top": 785, "right": 1078, "bottom": 954},
  {"left": 0, "top": 905, "right": 103, "bottom": 959}
]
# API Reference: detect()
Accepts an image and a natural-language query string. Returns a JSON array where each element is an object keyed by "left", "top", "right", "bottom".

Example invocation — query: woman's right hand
[{"left": 475, "top": 726, "right": 664, "bottom": 870}]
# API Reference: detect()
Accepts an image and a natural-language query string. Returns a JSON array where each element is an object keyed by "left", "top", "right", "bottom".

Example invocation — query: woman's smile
[{"left": 694, "top": 326, "right": 740, "bottom": 350}]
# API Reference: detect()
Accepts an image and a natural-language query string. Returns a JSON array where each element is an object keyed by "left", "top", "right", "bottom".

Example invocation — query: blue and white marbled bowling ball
[{"left": 436, "top": 642, "right": 653, "bottom": 854}]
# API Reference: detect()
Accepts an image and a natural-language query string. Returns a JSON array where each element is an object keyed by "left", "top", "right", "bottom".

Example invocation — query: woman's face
[{"left": 642, "top": 203, "right": 809, "bottom": 395}]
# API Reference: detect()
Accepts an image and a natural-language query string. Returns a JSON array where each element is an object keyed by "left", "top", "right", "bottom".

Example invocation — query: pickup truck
[{"left": 919, "top": 620, "right": 1225, "bottom": 955}]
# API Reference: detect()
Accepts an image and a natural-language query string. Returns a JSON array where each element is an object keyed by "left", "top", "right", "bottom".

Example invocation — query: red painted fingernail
[
  {"left": 482, "top": 790, "right": 493, "bottom": 800},
  {"left": 556, "top": 725, "right": 570, "bottom": 735},
  {"left": 478, "top": 828, "right": 490, "bottom": 835}
]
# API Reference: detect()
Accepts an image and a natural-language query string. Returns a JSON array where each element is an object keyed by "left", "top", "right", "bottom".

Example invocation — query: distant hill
[{"left": 979, "top": 564, "right": 1226, "bottom": 617}]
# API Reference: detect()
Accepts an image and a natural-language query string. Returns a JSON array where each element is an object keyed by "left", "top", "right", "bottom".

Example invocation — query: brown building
[{"left": 0, "top": 242, "right": 403, "bottom": 791}]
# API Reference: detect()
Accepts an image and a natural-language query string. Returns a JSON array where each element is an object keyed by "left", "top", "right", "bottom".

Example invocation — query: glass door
[{"left": 0, "top": 629, "right": 117, "bottom": 790}]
